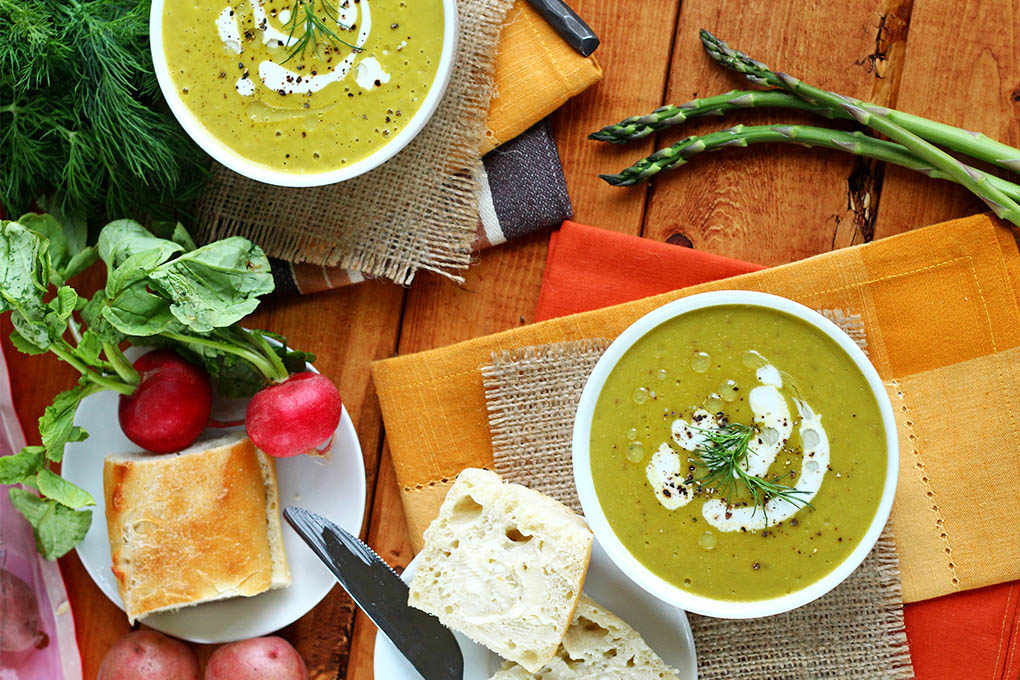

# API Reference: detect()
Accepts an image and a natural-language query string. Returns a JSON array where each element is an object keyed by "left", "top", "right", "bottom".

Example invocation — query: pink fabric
[{"left": 0, "top": 342, "right": 83, "bottom": 679}]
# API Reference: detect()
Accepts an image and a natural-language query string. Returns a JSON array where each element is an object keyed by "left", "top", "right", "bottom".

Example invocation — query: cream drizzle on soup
[{"left": 649, "top": 361, "right": 831, "bottom": 532}]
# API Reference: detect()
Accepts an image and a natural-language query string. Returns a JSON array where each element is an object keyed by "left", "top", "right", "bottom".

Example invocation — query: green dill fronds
[
  {"left": 686, "top": 422, "right": 812, "bottom": 525},
  {"left": 0, "top": 0, "right": 208, "bottom": 222},
  {"left": 282, "top": 0, "right": 362, "bottom": 64}
]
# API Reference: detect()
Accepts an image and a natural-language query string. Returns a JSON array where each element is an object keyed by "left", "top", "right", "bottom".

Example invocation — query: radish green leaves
[{"left": 0, "top": 214, "right": 293, "bottom": 559}]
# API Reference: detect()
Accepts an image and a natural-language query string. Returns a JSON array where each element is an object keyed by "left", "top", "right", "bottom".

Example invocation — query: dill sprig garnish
[
  {"left": 686, "top": 422, "right": 812, "bottom": 524},
  {"left": 0, "top": 0, "right": 207, "bottom": 222},
  {"left": 282, "top": 0, "right": 362, "bottom": 64}
]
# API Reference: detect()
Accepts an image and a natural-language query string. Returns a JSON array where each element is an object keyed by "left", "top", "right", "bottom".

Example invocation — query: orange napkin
[
  {"left": 373, "top": 212, "right": 1020, "bottom": 608},
  {"left": 481, "top": 2, "right": 602, "bottom": 153},
  {"left": 536, "top": 220, "right": 1020, "bottom": 680},
  {"left": 535, "top": 223, "right": 764, "bottom": 319}
]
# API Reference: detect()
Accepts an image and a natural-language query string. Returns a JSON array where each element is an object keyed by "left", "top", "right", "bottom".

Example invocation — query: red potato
[
  {"left": 0, "top": 569, "right": 47, "bottom": 660},
  {"left": 245, "top": 372, "right": 341, "bottom": 457},
  {"left": 119, "top": 350, "right": 213, "bottom": 453},
  {"left": 205, "top": 636, "right": 308, "bottom": 680},
  {"left": 96, "top": 630, "right": 199, "bottom": 680}
]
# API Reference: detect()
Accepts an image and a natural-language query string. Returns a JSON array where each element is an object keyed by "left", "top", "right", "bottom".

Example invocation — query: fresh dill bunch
[
  {"left": 282, "top": 0, "right": 362, "bottom": 64},
  {"left": 0, "top": 0, "right": 208, "bottom": 223},
  {"left": 0, "top": 0, "right": 68, "bottom": 90},
  {"left": 687, "top": 422, "right": 812, "bottom": 524}
]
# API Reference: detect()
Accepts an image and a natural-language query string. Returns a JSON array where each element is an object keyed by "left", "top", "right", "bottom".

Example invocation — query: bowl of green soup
[
  {"left": 573, "top": 291, "right": 898, "bottom": 618},
  {"left": 150, "top": 0, "right": 456, "bottom": 186}
]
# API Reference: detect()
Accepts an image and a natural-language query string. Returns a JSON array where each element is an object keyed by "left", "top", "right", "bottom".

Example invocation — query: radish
[
  {"left": 119, "top": 350, "right": 213, "bottom": 453},
  {"left": 245, "top": 372, "right": 342, "bottom": 457}
]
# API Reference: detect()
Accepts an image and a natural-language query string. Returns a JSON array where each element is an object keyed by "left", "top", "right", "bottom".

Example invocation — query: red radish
[
  {"left": 245, "top": 372, "right": 341, "bottom": 457},
  {"left": 119, "top": 350, "right": 213, "bottom": 453},
  {"left": 0, "top": 569, "right": 47, "bottom": 657}
]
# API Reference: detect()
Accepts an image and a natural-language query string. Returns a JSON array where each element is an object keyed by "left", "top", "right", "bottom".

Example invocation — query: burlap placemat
[
  {"left": 192, "top": 0, "right": 514, "bottom": 284},
  {"left": 481, "top": 336, "right": 914, "bottom": 679}
]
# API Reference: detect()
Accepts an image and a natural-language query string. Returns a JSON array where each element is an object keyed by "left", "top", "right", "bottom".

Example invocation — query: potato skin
[
  {"left": 205, "top": 636, "right": 308, "bottom": 680},
  {"left": 97, "top": 631, "right": 199, "bottom": 680},
  {"left": 0, "top": 569, "right": 46, "bottom": 655}
]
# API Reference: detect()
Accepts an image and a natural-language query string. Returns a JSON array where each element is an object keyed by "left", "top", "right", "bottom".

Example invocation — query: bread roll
[
  {"left": 489, "top": 595, "right": 681, "bottom": 679},
  {"left": 408, "top": 468, "right": 592, "bottom": 672},
  {"left": 103, "top": 433, "right": 290, "bottom": 623}
]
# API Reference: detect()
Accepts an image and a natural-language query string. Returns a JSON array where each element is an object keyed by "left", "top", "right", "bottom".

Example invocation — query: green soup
[
  {"left": 590, "top": 305, "right": 887, "bottom": 601},
  {"left": 162, "top": 0, "right": 443, "bottom": 173}
]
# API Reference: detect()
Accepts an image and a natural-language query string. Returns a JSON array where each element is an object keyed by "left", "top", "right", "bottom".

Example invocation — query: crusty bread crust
[
  {"left": 104, "top": 435, "right": 290, "bottom": 623},
  {"left": 553, "top": 537, "right": 592, "bottom": 652}
]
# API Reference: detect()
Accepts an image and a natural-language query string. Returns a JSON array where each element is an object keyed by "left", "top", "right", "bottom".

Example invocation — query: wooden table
[{"left": 4, "top": 0, "right": 1014, "bottom": 676}]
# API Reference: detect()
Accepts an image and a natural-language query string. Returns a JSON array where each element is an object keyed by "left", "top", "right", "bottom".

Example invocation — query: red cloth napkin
[{"left": 534, "top": 220, "right": 1020, "bottom": 679}]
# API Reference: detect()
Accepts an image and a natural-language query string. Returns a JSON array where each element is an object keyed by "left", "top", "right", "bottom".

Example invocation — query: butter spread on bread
[
  {"left": 103, "top": 433, "right": 290, "bottom": 623},
  {"left": 408, "top": 468, "right": 593, "bottom": 673},
  {"left": 489, "top": 595, "right": 681, "bottom": 679}
]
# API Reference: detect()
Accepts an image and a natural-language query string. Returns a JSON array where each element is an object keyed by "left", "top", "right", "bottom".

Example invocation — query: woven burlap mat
[
  {"left": 481, "top": 334, "right": 914, "bottom": 679},
  {"left": 192, "top": 0, "right": 513, "bottom": 284}
]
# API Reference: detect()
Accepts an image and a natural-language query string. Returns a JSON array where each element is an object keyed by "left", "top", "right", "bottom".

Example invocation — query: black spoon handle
[{"left": 526, "top": 0, "right": 600, "bottom": 57}]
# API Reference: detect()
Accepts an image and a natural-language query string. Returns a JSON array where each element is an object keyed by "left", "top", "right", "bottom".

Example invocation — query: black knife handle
[{"left": 527, "top": 0, "right": 600, "bottom": 57}]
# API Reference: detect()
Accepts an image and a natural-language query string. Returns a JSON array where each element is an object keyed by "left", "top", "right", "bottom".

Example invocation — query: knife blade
[
  {"left": 526, "top": 0, "right": 599, "bottom": 57},
  {"left": 283, "top": 507, "right": 464, "bottom": 680}
]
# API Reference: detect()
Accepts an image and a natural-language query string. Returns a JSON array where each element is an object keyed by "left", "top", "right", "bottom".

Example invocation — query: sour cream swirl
[{"left": 645, "top": 362, "right": 830, "bottom": 531}]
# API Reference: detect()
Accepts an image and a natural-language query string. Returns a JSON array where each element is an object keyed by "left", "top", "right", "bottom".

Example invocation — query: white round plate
[
  {"left": 373, "top": 538, "right": 698, "bottom": 679},
  {"left": 62, "top": 367, "right": 366, "bottom": 643}
]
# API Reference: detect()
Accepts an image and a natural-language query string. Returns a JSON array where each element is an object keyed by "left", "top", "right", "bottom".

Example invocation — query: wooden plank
[
  {"left": 641, "top": 0, "right": 896, "bottom": 263},
  {"left": 873, "top": 0, "right": 1017, "bottom": 238},
  {"left": 345, "top": 233, "right": 551, "bottom": 680},
  {"left": 1, "top": 274, "right": 403, "bottom": 679},
  {"left": 549, "top": 0, "right": 684, "bottom": 232},
  {"left": 830, "top": 0, "right": 915, "bottom": 249},
  {"left": 344, "top": 4, "right": 685, "bottom": 676}
]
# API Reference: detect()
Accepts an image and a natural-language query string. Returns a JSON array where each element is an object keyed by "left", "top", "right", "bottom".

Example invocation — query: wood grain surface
[{"left": 3, "top": 0, "right": 1016, "bottom": 677}]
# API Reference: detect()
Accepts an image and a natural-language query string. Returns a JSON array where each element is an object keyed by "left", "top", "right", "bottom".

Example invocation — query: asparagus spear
[
  {"left": 589, "top": 90, "right": 838, "bottom": 143},
  {"left": 694, "top": 34, "right": 1020, "bottom": 176},
  {"left": 593, "top": 87, "right": 1020, "bottom": 178},
  {"left": 600, "top": 124, "right": 1020, "bottom": 203},
  {"left": 699, "top": 30, "right": 1020, "bottom": 225}
]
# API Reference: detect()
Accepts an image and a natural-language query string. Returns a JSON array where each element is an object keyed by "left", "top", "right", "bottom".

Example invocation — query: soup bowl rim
[
  {"left": 571, "top": 289, "right": 899, "bottom": 619},
  {"left": 149, "top": 0, "right": 459, "bottom": 187}
]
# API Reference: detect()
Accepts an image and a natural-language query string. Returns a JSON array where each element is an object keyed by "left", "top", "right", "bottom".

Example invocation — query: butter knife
[
  {"left": 526, "top": 0, "right": 599, "bottom": 56},
  {"left": 283, "top": 507, "right": 464, "bottom": 680}
]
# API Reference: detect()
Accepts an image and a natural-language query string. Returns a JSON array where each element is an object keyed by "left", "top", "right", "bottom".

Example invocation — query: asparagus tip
[{"left": 599, "top": 173, "right": 633, "bottom": 187}]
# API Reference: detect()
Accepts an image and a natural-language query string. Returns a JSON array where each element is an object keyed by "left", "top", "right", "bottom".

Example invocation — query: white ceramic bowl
[
  {"left": 150, "top": 0, "right": 458, "bottom": 186},
  {"left": 572, "top": 290, "right": 899, "bottom": 619}
]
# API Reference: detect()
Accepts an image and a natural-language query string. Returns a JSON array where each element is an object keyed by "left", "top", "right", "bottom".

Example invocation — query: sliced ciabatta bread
[
  {"left": 489, "top": 595, "right": 681, "bottom": 679},
  {"left": 408, "top": 468, "right": 593, "bottom": 673},
  {"left": 104, "top": 432, "right": 290, "bottom": 623}
]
